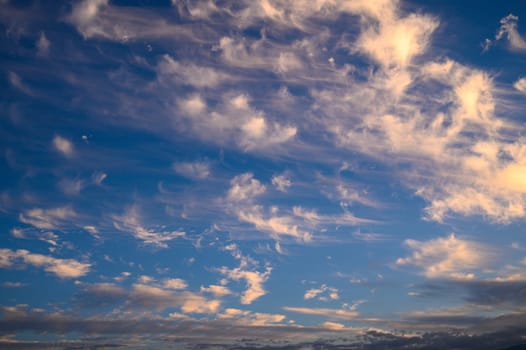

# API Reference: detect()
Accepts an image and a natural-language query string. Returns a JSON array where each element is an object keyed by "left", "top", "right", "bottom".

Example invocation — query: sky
[{"left": 1, "top": 0, "right": 526, "bottom": 349}]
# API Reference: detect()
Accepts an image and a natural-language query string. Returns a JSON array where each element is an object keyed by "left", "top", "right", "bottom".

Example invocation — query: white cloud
[
  {"left": 227, "top": 173, "right": 266, "bottom": 202},
  {"left": 304, "top": 284, "right": 339, "bottom": 301},
  {"left": 162, "top": 278, "right": 188, "bottom": 290},
  {"left": 218, "top": 308, "right": 286, "bottom": 326},
  {"left": 177, "top": 92, "right": 296, "bottom": 151},
  {"left": 92, "top": 172, "right": 107, "bottom": 185},
  {"left": 514, "top": 77, "right": 526, "bottom": 93},
  {"left": 396, "top": 234, "right": 493, "bottom": 280},
  {"left": 495, "top": 14, "right": 526, "bottom": 51},
  {"left": 219, "top": 265, "right": 271, "bottom": 305},
  {"left": 173, "top": 160, "right": 210, "bottom": 180},
  {"left": 218, "top": 245, "right": 271, "bottom": 304},
  {"left": 36, "top": 31, "right": 50, "bottom": 56},
  {"left": 271, "top": 174, "right": 291, "bottom": 192},
  {"left": 112, "top": 205, "right": 185, "bottom": 248},
  {"left": 19, "top": 206, "right": 76, "bottom": 230},
  {"left": 52, "top": 135, "right": 74, "bottom": 157},
  {"left": 0, "top": 248, "right": 90, "bottom": 278},
  {"left": 158, "top": 55, "right": 229, "bottom": 88},
  {"left": 200, "top": 284, "right": 233, "bottom": 297},
  {"left": 8, "top": 71, "right": 33, "bottom": 95},
  {"left": 283, "top": 306, "right": 359, "bottom": 319}
]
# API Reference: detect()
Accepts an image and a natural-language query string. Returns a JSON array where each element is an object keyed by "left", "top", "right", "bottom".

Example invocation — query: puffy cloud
[
  {"left": 271, "top": 174, "right": 291, "bottom": 192},
  {"left": 513, "top": 77, "right": 526, "bottom": 93},
  {"left": 173, "top": 160, "right": 211, "bottom": 180},
  {"left": 177, "top": 92, "right": 297, "bottom": 151},
  {"left": 227, "top": 173, "right": 266, "bottom": 202},
  {"left": 52, "top": 135, "right": 74, "bottom": 157},
  {"left": 19, "top": 206, "right": 76, "bottom": 230},
  {"left": 112, "top": 205, "right": 185, "bottom": 248},
  {"left": 396, "top": 234, "right": 493, "bottom": 280},
  {"left": 0, "top": 248, "right": 90, "bottom": 278},
  {"left": 162, "top": 278, "right": 188, "bottom": 290}
]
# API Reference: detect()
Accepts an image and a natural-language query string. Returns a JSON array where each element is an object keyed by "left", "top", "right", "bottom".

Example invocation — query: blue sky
[{"left": 1, "top": 0, "right": 526, "bottom": 348}]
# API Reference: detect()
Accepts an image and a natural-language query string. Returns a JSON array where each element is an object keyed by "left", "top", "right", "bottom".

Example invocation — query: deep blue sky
[{"left": 1, "top": 0, "right": 526, "bottom": 349}]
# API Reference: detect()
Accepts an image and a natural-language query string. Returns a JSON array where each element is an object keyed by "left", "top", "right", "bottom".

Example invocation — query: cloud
[
  {"left": 162, "top": 278, "right": 188, "bottom": 290},
  {"left": 0, "top": 248, "right": 90, "bottom": 278},
  {"left": 200, "top": 284, "right": 233, "bottom": 297},
  {"left": 76, "top": 281, "right": 221, "bottom": 314},
  {"left": 396, "top": 234, "right": 493, "bottom": 280},
  {"left": 283, "top": 306, "right": 359, "bottom": 319},
  {"left": 8, "top": 71, "right": 33, "bottom": 95},
  {"left": 513, "top": 77, "right": 526, "bottom": 93},
  {"left": 304, "top": 284, "right": 339, "bottom": 301},
  {"left": 271, "top": 173, "right": 291, "bottom": 192},
  {"left": 176, "top": 93, "right": 297, "bottom": 151},
  {"left": 52, "top": 135, "right": 74, "bottom": 157},
  {"left": 18, "top": 206, "right": 76, "bottom": 230},
  {"left": 495, "top": 14, "right": 526, "bottom": 51},
  {"left": 66, "top": 0, "right": 192, "bottom": 42},
  {"left": 36, "top": 31, "right": 50, "bottom": 56},
  {"left": 112, "top": 205, "right": 185, "bottom": 248},
  {"left": 217, "top": 244, "right": 271, "bottom": 304},
  {"left": 157, "top": 55, "right": 229, "bottom": 88},
  {"left": 353, "top": 11, "right": 438, "bottom": 68},
  {"left": 173, "top": 160, "right": 211, "bottom": 180},
  {"left": 218, "top": 308, "right": 286, "bottom": 326}
]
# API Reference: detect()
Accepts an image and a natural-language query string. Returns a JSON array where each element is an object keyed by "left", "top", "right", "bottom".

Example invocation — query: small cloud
[
  {"left": 173, "top": 160, "right": 210, "bottom": 180},
  {"left": 8, "top": 71, "right": 33, "bottom": 95},
  {"left": 52, "top": 135, "right": 74, "bottom": 157},
  {"left": 83, "top": 226, "right": 99, "bottom": 236},
  {"left": 10, "top": 228, "right": 26, "bottom": 239},
  {"left": 162, "top": 278, "right": 188, "bottom": 290},
  {"left": 271, "top": 173, "right": 291, "bottom": 192},
  {"left": 513, "top": 77, "right": 526, "bottom": 94},
  {"left": 200, "top": 284, "right": 233, "bottom": 297},
  {"left": 36, "top": 31, "right": 50, "bottom": 56},
  {"left": 1, "top": 282, "right": 26, "bottom": 288},
  {"left": 92, "top": 171, "right": 107, "bottom": 185}
]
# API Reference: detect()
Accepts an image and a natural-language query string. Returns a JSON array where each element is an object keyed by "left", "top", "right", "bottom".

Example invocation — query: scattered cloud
[
  {"left": 495, "top": 14, "right": 526, "bottom": 51},
  {"left": 513, "top": 77, "right": 526, "bottom": 93},
  {"left": 112, "top": 205, "right": 185, "bottom": 248},
  {"left": 283, "top": 306, "right": 359, "bottom": 319},
  {"left": 19, "top": 206, "right": 76, "bottom": 230},
  {"left": 0, "top": 248, "right": 90, "bottom": 278},
  {"left": 271, "top": 173, "right": 291, "bottom": 192},
  {"left": 36, "top": 31, "right": 50, "bottom": 56},
  {"left": 52, "top": 135, "right": 74, "bottom": 157},
  {"left": 304, "top": 284, "right": 339, "bottom": 301},
  {"left": 173, "top": 160, "right": 211, "bottom": 180},
  {"left": 396, "top": 234, "right": 494, "bottom": 280}
]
